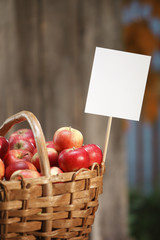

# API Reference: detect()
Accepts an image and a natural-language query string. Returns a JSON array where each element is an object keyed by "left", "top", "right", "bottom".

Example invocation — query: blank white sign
[{"left": 85, "top": 47, "right": 151, "bottom": 121}]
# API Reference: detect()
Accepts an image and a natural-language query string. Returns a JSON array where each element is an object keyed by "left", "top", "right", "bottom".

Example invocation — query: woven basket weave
[{"left": 0, "top": 111, "right": 105, "bottom": 240}]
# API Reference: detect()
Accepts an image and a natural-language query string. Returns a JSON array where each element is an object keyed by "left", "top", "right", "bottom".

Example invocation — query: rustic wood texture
[{"left": 0, "top": 0, "right": 128, "bottom": 239}]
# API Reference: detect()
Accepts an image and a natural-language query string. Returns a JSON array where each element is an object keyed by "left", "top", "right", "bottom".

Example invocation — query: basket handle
[
  {"left": 0, "top": 111, "right": 53, "bottom": 239},
  {"left": 0, "top": 110, "right": 51, "bottom": 177}
]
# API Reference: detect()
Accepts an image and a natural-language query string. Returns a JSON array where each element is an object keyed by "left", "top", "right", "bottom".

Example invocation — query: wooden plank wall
[
  {"left": 0, "top": 1, "right": 129, "bottom": 239},
  {"left": 122, "top": 0, "right": 160, "bottom": 195},
  {"left": 127, "top": 107, "right": 160, "bottom": 194}
]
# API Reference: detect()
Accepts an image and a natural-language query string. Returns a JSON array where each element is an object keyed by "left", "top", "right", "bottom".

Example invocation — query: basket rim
[{"left": 0, "top": 162, "right": 105, "bottom": 189}]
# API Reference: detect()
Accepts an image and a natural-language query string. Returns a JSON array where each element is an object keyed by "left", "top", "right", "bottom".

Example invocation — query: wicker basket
[{"left": 0, "top": 111, "right": 105, "bottom": 240}]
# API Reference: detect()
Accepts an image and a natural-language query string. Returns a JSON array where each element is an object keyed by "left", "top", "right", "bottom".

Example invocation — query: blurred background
[{"left": 0, "top": 0, "right": 160, "bottom": 239}]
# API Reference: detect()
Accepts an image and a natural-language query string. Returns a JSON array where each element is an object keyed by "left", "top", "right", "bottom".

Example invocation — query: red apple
[
  {"left": 32, "top": 148, "right": 38, "bottom": 155},
  {"left": 9, "top": 128, "right": 36, "bottom": 147},
  {"left": 53, "top": 127, "right": 83, "bottom": 152},
  {"left": 58, "top": 147, "right": 90, "bottom": 172},
  {"left": 83, "top": 144, "right": 103, "bottom": 166},
  {"left": 10, "top": 169, "right": 40, "bottom": 180},
  {"left": 5, "top": 160, "right": 37, "bottom": 180},
  {"left": 31, "top": 148, "right": 59, "bottom": 171},
  {"left": 3, "top": 149, "right": 33, "bottom": 168},
  {"left": 46, "top": 141, "right": 56, "bottom": 149},
  {"left": 0, "top": 158, "right": 5, "bottom": 180},
  {"left": 33, "top": 141, "right": 57, "bottom": 155},
  {"left": 50, "top": 166, "right": 63, "bottom": 176},
  {"left": 9, "top": 139, "right": 35, "bottom": 153},
  {"left": 47, "top": 148, "right": 59, "bottom": 167},
  {"left": 0, "top": 136, "right": 9, "bottom": 159}
]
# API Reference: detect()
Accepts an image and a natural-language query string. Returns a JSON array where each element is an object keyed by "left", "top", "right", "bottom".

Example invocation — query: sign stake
[{"left": 103, "top": 116, "right": 112, "bottom": 163}]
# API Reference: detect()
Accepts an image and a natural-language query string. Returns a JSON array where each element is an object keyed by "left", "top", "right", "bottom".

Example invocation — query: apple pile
[{"left": 0, "top": 127, "right": 103, "bottom": 181}]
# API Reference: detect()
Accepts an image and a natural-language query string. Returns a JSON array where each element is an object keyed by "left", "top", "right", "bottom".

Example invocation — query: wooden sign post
[
  {"left": 102, "top": 116, "right": 112, "bottom": 162},
  {"left": 85, "top": 47, "right": 151, "bottom": 162}
]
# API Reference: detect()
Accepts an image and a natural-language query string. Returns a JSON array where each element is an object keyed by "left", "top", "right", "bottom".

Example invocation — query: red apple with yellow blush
[
  {"left": 53, "top": 127, "right": 83, "bottom": 151},
  {"left": 9, "top": 128, "right": 36, "bottom": 147},
  {"left": 46, "top": 141, "right": 56, "bottom": 149},
  {"left": 50, "top": 166, "right": 63, "bottom": 176},
  {"left": 9, "top": 139, "right": 35, "bottom": 153},
  {"left": 31, "top": 148, "right": 59, "bottom": 171},
  {"left": 10, "top": 169, "right": 40, "bottom": 180},
  {"left": 3, "top": 149, "right": 33, "bottom": 168},
  {"left": 5, "top": 160, "right": 37, "bottom": 180}
]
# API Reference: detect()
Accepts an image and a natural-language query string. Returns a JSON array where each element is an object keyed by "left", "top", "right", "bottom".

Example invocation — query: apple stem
[{"left": 69, "top": 126, "right": 72, "bottom": 131}]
